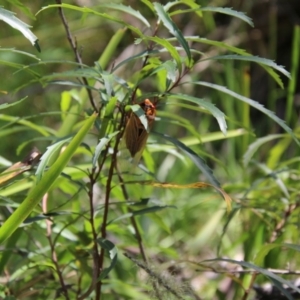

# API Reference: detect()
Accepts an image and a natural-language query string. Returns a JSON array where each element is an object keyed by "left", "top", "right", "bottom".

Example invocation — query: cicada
[{"left": 123, "top": 99, "right": 156, "bottom": 161}]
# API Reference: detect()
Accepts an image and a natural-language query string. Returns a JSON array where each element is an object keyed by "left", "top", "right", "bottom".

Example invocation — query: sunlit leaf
[
  {"left": 97, "top": 3, "right": 150, "bottom": 28},
  {"left": 166, "top": 93, "right": 227, "bottom": 135},
  {"left": 0, "top": 7, "right": 40, "bottom": 51},
  {"left": 35, "top": 136, "right": 72, "bottom": 182},
  {"left": 92, "top": 131, "right": 119, "bottom": 168},
  {"left": 154, "top": 3, "right": 191, "bottom": 65},
  {"left": 200, "top": 7, "right": 253, "bottom": 27},
  {"left": 191, "top": 81, "right": 300, "bottom": 146}
]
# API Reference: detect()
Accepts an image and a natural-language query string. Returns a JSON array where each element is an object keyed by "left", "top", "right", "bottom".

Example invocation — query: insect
[{"left": 123, "top": 99, "right": 156, "bottom": 159}]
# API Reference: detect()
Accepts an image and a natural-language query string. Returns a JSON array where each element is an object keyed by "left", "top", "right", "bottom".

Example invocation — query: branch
[{"left": 55, "top": 0, "right": 98, "bottom": 112}]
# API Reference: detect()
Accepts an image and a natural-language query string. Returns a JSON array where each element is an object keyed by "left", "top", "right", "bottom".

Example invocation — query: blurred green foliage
[{"left": 0, "top": 1, "right": 299, "bottom": 299}]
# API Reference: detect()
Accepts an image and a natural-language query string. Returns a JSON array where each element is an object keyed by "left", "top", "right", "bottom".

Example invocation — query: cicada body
[{"left": 123, "top": 99, "right": 156, "bottom": 161}]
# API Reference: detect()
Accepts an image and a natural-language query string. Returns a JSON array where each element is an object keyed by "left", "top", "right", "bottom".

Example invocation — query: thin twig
[
  {"left": 42, "top": 194, "right": 70, "bottom": 300},
  {"left": 97, "top": 127, "right": 124, "bottom": 298},
  {"left": 269, "top": 203, "right": 299, "bottom": 243},
  {"left": 55, "top": 0, "right": 98, "bottom": 112}
]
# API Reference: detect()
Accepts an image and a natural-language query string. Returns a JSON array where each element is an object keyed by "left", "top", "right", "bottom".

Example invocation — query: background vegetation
[{"left": 0, "top": 0, "right": 299, "bottom": 299}]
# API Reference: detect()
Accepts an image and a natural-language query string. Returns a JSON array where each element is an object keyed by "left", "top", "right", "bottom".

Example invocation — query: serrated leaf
[
  {"left": 201, "top": 54, "right": 290, "bottom": 87},
  {"left": 37, "top": 4, "right": 144, "bottom": 37},
  {"left": 0, "top": 7, "right": 40, "bottom": 51},
  {"left": 200, "top": 7, "right": 253, "bottom": 27},
  {"left": 167, "top": 93, "right": 227, "bottom": 135},
  {"left": 186, "top": 36, "right": 248, "bottom": 55},
  {"left": 154, "top": 3, "right": 191, "bottom": 65},
  {"left": 97, "top": 3, "right": 150, "bottom": 28},
  {"left": 192, "top": 81, "right": 300, "bottom": 146}
]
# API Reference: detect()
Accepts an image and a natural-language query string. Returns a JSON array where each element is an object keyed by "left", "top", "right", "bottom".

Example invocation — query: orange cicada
[{"left": 123, "top": 99, "right": 156, "bottom": 160}]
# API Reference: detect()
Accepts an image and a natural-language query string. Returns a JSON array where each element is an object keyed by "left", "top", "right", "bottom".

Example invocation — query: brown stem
[
  {"left": 55, "top": 0, "right": 98, "bottom": 112},
  {"left": 42, "top": 194, "right": 70, "bottom": 300},
  {"left": 77, "top": 168, "right": 102, "bottom": 300},
  {"left": 269, "top": 203, "right": 299, "bottom": 243}
]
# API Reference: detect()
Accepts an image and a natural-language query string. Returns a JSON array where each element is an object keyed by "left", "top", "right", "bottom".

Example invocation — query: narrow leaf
[
  {"left": 200, "top": 7, "right": 253, "bottom": 27},
  {"left": 145, "top": 36, "right": 182, "bottom": 74},
  {"left": 97, "top": 238, "right": 118, "bottom": 280},
  {"left": 0, "top": 113, "right": 97, "bottom": 244},
  {"left": 97, "top": 3, "right": 150, "bottom": 28},
  {"left": 154, "top": 3, "right": 191, "bottom": 65},
  {"left": 92, "top": 131, "right": 119, "bottom": 168},
  {"left": 0, "top": 7, "right": 40, "bottom": 51},
  {"left": 191, "top": 81, "right": 300, "bottom": 146},
  {"left": 35, "top": 136, "right": 72, "bottom": 182},
  {"left": 0, "top": 97, "right": 28, "bottom": 110},
  {"left": 167, "top": 93, "right": 227, "bottom": 135},
  {"left": 37, "top": 4, "right": 144, "bottom": 37}
]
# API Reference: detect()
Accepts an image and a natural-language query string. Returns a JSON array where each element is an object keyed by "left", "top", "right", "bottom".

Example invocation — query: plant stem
[{"left": 55, "top": 0, "right": 98, "bottom": 113}]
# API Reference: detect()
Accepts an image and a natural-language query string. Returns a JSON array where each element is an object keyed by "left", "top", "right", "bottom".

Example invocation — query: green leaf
[
  {"left": 243, "top": 134, "right": 284, "bottom": 167},
  {"left": 35, "top": 136, "right": 72, "bottom": 182},
  {"left": 97, "top": 3, "right": 150, "bottom": 28},
  {"left": 200, "top": 7, "right": 253, "bottom": 27},
  {"left": 0, "top": 48, "right": 40, "bottom": 60},
  {"left": 0, "top": 7, "right": 40, "bottom": 51},
  {"left": 0, "top": 97, "right": 28, "bottom": 110},
  {"left": 6, "top": 0, "right": 35, "bottom": 19},
  {"left": 201, "top": 54, "right": 290, "bottom": 87},
  {"left": 92, "top": 131, "right": 119, "bottom": 168},
  {"left": 97, "top": 238, "right": 118, "bottom": 280},
  {"left": 154, "top": 132, "right": 221, "bottom": 188},
  {"left": 153, "top": 3, "right": 191, "bottom": 65},
  {"left": 144, "top": 36, "right": 182, "bottom": 74},
  {"left": 0, "top": 113, "right": 97, "bottom": 244},
  {"left": 170, "top": 0, "right": 203, "bottom": 18},
  {"left": 113, "top": 49, "right": 159, "bottom": 71},
  {"left": 37, "top": 4, "right": 144, "bottom": 37},
  {"left": 191, "top": 81, "right": 300, "bottom": 146},
  {"left": 166, "top": 93, "right": 227, "bottom": 135},
  {"left": 0, "top": 114, "right": 54, "bottom": 136}
]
